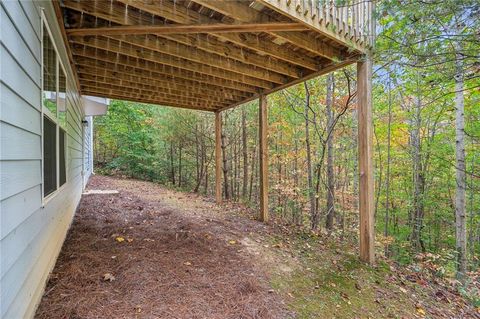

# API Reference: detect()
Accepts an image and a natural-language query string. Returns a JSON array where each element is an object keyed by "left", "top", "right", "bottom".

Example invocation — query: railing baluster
[{"left": 317, "top": 0, "right": 322, "bottom": 24}]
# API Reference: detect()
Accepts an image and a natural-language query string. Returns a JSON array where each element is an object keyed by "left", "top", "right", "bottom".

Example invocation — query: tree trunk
[
  {"left": 325, "top": 73, "right": 335, "bottom": 230},
  {"left": 242, "top": 108, "right": 248, "bottom": 199},
  {"left": 293, "top": 138, "right": 301, "bottom": 225},
  {"left": 454, "top": 43, "right": 467, "bottom": 278},
  {"left": 384, "top": 77, "right": 393, "bottom": 257},
  {"left": 304, "top": 82, "right": 317, "bottom": 229},
  {"left": 178, "top": 144, "right": 182, "bottom": 188},
  {"left": 410, "top": 73, "right": 425, "bottom": 252},
  {"left": 249, "top": 144, "right": 257, "bottom": 202},
  {"left": 221, "top": 123, "right": 230, "bottom": 199},
  {"left": 170, "top": 142, "right": 175, "bottom": 185}
]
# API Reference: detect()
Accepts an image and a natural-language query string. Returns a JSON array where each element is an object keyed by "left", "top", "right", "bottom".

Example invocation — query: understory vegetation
[{"left": 94, "top": 0, "right": 479, "bottom": 307}]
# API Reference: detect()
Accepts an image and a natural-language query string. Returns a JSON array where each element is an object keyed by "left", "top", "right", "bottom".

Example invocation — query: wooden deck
[
  {"left": 56, "top": 0, "right": 374, "bottom": 112},
  {"left": 55, "top": 0, "right": 375, "bottom": 264}
]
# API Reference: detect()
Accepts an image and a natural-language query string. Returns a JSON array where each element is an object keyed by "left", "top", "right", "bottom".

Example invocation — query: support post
[
  {"left": 215, "top": 111, "right": 222, "bottom": 204},
  {"left": 357, "top": 56, "right": 375, "bottom": 264},
  {"left": 259, "top": 94, "right": 269, "bottom": 222}
]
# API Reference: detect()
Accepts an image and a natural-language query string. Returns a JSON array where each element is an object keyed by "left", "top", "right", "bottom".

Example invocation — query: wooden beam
[
  {"left": 67, "top": 0, "right": 319, "bottom": 70},
  {"left": 72, "top": 52, "right": 258, "bottom": 94},
  {"left": 259, "top": 94, "right": 269, "bottom": 222},
  {"left": 357, "top": 56, "right": 375, "bottom": 264},
  {"left": 215, "top": 111, "right": 222, "bottom": 204},
  {"left": 258, "top": 0, "right": 364, "bottom": 53},
  {"left": 66, "top": 22, "right": 308, "bottom": 36},
  {"left": 70, "top": 36, "right": 278, "bottom": 88},
  {"left": 218, "top": 58, "right": 357, "bottom": 111},
  {"left": 192, "top": 0, "right": 345, "bottom": 60}
]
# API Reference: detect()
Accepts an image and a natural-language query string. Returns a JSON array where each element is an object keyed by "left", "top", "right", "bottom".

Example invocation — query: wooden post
[
  {"left": 259, "top": 94, "right": 269, "bottom": 222},
  {"left": 357, "top": 56, "right": 375, "bottom": 264},
  {"left": 215, "top": 111, "right": 222, "bottom": 204}
]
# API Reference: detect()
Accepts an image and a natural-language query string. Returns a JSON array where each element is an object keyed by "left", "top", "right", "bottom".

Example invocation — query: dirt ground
[
  {"left": 35, "top": 175, "right": 292, "bottom": 319},
  {"left": 35, "top": 175, "right": 479, "bottom": 319}
]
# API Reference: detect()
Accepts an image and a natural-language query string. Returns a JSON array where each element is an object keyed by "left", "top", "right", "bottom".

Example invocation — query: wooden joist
[
  {"left": 66, "top": 22, "right": 309, "bottom": 36},
  {"left": 104, "top": 34, "right": 294, "bottom": 82},
  {"left": 82, "top": 90, "right": 219, "bottom": 112},
  {"left": 192, "top": 0, "right": 345, "bottom": 60},
  {"left": 72, "top": 53, "right": 259, "bottom": 94},
  {"left": 82, "top": 81, "right": 229, "bottom": 110},
  {"left": 66, "top": 0, "right": 320, "bottom": 71},
  {"left": 76, "top": 67, "right": 251, "bottom": 101},
  {"left": 82, "top": 87, "right": 222, "bottom": 110},
  {"left": 70, "top": 36, "right": 280, "bottom": 88},
  {"left": 81, "top": 82, "right": 229, "bottom": 107},
  {"left": 79, "top": 76, "right": 236, "bottom": 104}
]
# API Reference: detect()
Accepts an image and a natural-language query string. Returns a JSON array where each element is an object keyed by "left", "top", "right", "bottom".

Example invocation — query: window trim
[{"left": 41, "top": 10, "right": 69, "bottom": 205}]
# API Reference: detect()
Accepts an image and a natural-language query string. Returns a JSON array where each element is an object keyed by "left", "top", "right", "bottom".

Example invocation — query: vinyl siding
[{"left": 0, "top": 1, "right": 89, "bottom": 318}]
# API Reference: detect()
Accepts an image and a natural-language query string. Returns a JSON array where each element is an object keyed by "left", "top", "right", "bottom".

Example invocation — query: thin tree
[{"left": 325, "top": 73, "right": 336, "bottom": 230}]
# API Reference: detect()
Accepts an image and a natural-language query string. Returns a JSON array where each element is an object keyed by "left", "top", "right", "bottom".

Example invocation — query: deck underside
[{"left": 57, "top": 0, "right": 372, "bottom": 111}]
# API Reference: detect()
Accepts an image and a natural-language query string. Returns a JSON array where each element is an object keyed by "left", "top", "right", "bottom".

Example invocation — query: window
[
  {"left": 59, "top": 128, "right": 66, "bottom": 186},
  {"left": 43, "top": 117, "right": 57, "bottom": 196},
  {"left": 42, "top": 20, "right": 67, "bottom": 199},
  {"left": 42, "top": 23, "right": 56, "bottom": 117}
]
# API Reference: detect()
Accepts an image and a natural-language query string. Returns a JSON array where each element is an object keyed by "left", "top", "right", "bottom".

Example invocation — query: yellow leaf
[
  {"left": 115, "top": 236, "right": 125, "bottom": 243},
  {"left": 416, "top": 306, "right": 426, "bottom": 316},
  {"left": 228, "top": 240, "right": 237, "bottom": 245}
]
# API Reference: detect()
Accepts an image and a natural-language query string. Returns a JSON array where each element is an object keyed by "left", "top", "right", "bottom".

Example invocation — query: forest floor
[{"left": 35, "top": 175, "right": 479, "bottom": 319}]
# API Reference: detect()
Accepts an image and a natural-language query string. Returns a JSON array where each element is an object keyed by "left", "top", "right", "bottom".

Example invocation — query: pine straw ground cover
[
  {"left": 36, "top": 175, "right": 479, "bottom": 319},
  {"left": 35, "top": 175, "right": 290, "bottom": 319}
]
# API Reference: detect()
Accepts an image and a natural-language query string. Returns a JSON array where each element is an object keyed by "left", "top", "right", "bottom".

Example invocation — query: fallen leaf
[
  {"left": 103, "top": 273, "right": 115, "bottom": 282},
  {"left": 416, "top": 306, "right": 426, "bottom": 316},
  {"left": 115, "top": 236, "right": 125, "bottom": 243},
  {"left": 184, "top": 261, "right": 192, "bottom": 266},
  {"left": 127, "top": 238, "right": 134, "bottom": 243},
  {"left": 228, "top": 240, "right": 237, "bottom": 245}
]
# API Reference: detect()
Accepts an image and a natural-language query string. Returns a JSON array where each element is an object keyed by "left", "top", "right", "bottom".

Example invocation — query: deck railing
[{"left": 264, "top": 0, "right": 375, "bottom": 50}]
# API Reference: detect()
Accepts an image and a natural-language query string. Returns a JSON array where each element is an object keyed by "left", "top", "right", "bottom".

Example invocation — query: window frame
[{"left": 41, "top": 11, "right": 69, "bottom": 205}]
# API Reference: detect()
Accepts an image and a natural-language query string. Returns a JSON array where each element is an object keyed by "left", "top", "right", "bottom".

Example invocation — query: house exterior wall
[{"left": 0, "top": 1, "right": 91, "bottom": 318}]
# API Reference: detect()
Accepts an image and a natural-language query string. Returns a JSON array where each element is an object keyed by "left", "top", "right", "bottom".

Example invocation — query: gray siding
[{"left": 0, "top": 1, "right": 88, "bottom": 318}]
